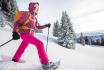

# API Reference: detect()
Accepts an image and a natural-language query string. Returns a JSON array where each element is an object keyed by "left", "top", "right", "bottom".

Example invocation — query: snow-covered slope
[{"left": 0, "top": 27, "right": 104, "bottom": 70}]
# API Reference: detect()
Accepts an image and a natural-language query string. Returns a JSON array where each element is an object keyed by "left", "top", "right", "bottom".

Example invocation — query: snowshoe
[{"left": 42, "top": 60, "right": 60, "bottom": 70}]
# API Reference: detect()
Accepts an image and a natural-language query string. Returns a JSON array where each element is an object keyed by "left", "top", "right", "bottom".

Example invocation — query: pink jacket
[{"left": 13, "top": 11, "right": 46, "bottom": 34}]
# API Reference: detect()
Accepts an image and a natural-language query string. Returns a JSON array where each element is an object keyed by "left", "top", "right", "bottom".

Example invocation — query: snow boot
[
  {"left": 12, "top": 59, "right": 18, "bottom": 62},
  {"left": 42, "top": 61, "right": 59, "bottom": 70}
]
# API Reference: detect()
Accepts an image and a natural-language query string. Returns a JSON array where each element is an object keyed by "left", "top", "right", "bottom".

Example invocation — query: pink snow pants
[{"left": 12, "top": 33, "right": 49, "bottom": 64}]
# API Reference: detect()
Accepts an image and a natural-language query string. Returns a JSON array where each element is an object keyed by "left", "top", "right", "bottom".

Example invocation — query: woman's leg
[
  {"left": 25, "top": 34, "right": 49, "bottom": 64},
  {"left": 12, "top": 34, "right": 29, "bottom": 62}
]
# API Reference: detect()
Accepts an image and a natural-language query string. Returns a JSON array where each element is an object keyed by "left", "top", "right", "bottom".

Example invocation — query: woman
[{"left": 12, "top": 2, "right": 54, "bottom": 68}]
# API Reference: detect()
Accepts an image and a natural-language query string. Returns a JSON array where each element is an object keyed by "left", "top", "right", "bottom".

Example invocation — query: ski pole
[
  {"left": 46, "top": 27, "right": 49, "bottom": 53},
  {"left": 0, "top": 39, "right": 13, "bottom": 47}
]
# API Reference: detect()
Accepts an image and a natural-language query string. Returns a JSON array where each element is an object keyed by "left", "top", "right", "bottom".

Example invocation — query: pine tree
[
  {"left": 53, "top": 20, "right": 60, "bottom": 37},
  {"left": 58, "top": 11, "right": 75, "bottom": 49},
  {"left": 0, "top": 0, "right": 18, "bottom": 28},
  {"left": 80, "top": 32, "right": 85, "bottom": 45}
]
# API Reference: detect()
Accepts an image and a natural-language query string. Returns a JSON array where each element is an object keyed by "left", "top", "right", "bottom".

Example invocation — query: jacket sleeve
[
  {"left": 36, "top": 23, "right": 47, "bottom": 29},
  {"left": 33, "top": 17, "right": 47, "bottom": 29}
]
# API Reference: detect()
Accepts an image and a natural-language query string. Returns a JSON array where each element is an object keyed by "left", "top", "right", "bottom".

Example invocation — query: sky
[{"left": 16, "top": 0, "right": 104, "bottom": 33}]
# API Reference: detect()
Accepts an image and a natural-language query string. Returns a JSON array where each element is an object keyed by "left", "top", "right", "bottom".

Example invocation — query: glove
[
  {"left": 45, "top": 23, "right": 51, "bottom": 28},
  {"left": 12, "top": 32, "right": 20, "bottom": 40}
]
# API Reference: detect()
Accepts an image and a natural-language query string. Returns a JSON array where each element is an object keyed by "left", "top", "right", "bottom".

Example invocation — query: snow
[{"left": 0, "top": 27, "right": 104, "bottom": 70}]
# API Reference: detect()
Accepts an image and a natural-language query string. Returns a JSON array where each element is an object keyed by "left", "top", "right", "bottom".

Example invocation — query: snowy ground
[{"left": 0, "top": 26, "right": 104, "bottom": 70}]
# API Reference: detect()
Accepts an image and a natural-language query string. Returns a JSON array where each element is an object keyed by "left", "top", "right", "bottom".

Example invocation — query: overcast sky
[{"left": 16, "top": 0, "right": 104, "bottom": 33}]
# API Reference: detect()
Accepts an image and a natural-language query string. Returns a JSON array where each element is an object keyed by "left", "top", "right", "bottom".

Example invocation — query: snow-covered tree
[
  {"left": 58, "top": 11, "right": 75, "bottom": 49},
  {"left": 79, "top": 33, "right": 85, "bottom": 45},
  {"left": 53, "top": 20, "right": 60, "bottom": 37},
  {"left": 0, "top": 0, "right": 18, "bottom": 28}
]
